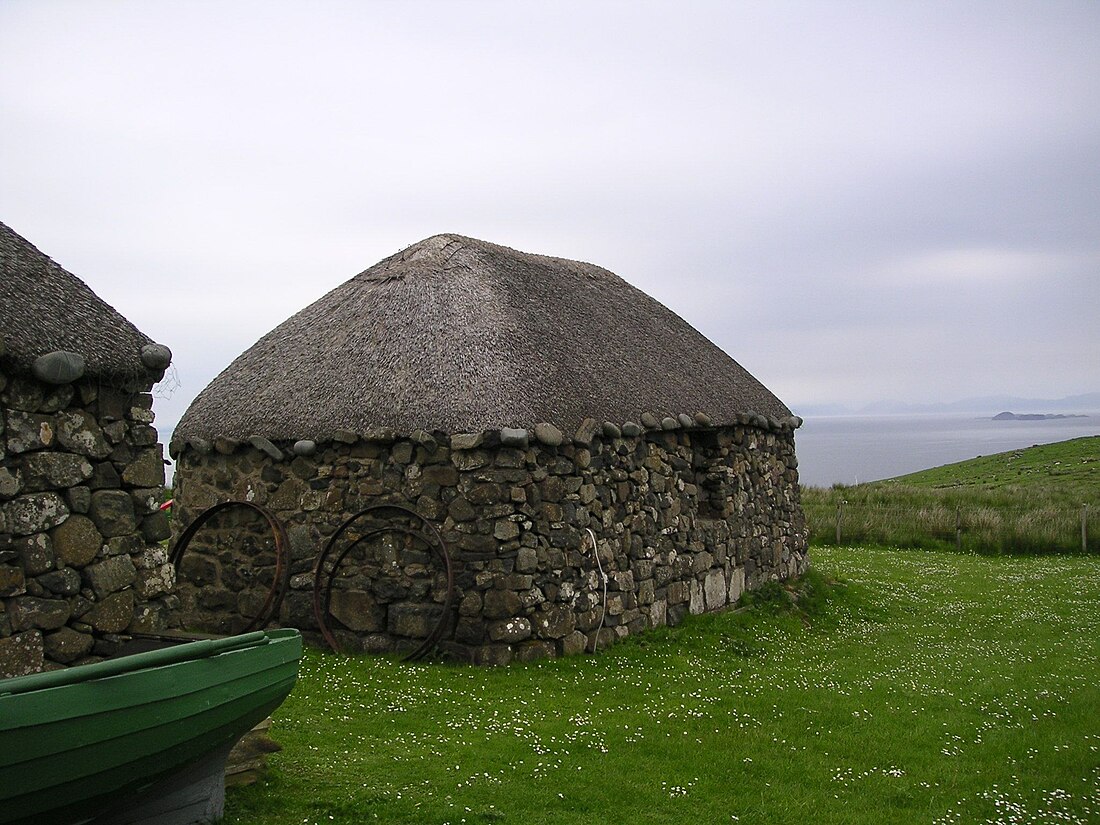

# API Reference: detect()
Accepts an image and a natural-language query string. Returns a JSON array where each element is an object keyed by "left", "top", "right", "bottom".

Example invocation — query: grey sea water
[{"left": 793, "top": 413, "right": 1100, "bottom": 488}]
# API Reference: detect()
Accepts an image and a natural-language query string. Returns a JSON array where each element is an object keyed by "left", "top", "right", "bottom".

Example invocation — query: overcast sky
[{"left": 2, "top": 0, "right": 1098, "bottom": 431}]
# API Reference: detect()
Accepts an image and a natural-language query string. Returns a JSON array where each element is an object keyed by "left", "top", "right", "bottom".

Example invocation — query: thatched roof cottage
[
  {"left": 171, "top": 235, "right": 807, "bottom": 663},
  {"left": 0, "top": 222, "right": 174, "bottom": 677}
]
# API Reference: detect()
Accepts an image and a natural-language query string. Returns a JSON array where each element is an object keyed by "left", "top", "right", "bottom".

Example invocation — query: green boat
[{"left": 0, "top": 628, "right": 302, "bottom": 825}]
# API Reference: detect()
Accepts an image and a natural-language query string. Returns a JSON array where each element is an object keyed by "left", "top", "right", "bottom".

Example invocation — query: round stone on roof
[
  {"left": 249, "top": 435, "right": 285, "bottom": 461},
  {"left": 534, "top": 423, "right": 563, "bottom": 447},
  {"left": 140, "top": 343, "right": 172, "bottom": 370},
  {"left": 32, "top": 351, "right": 85, "bottom": 385},
  {"left": 500, "top": 428, "right": 529, "bottom": 448}
]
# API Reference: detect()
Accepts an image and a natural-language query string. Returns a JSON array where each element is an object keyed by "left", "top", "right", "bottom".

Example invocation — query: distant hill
[
  {"left": 880, "top": 435, "right": 1099, "bottom": 503},
  {"left": 794, "top": 392, "right": 1100, "bottom": 417},
  {"left": 991, "top": 411, "right": 1088, "bottom": 421}
]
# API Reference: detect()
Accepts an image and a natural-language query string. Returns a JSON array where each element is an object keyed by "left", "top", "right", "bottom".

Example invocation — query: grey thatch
[
  {"left": 177, "top": 234, "right": 791, "bottom": 441},
  {"left": 0, "top": 221, "right": 158, "bottom": 380}
]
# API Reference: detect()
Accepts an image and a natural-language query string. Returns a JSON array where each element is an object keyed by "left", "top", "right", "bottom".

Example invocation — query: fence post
[
  {"left": 836, "top": 500, "right": 845, "bottom": 545},
  {"left": 1084, "top": 504, "right": 1089, "bottom": 554},
  {"left": 956, "top": 506, "right": 962, "bottom": 551}
]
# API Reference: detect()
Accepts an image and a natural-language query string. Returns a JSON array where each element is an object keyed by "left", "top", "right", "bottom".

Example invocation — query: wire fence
[{"left": 803, "top": 499, "right": 1095, "bottom": 554}]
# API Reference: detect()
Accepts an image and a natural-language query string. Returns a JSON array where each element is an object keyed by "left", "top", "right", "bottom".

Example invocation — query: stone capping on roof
[
  {"left": 176, "top": 234, "right": 794, "bottom": 442},
  {"left": 169, "top": 412, "right": 805, "bottom": 460},
  {"left": 0, "top": 221, "right": 169, "bottom": 384}
]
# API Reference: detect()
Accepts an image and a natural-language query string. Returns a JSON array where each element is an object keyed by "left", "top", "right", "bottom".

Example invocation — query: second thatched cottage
[{"left": 170, "top": 235, "right": 807, "bottom": 663}]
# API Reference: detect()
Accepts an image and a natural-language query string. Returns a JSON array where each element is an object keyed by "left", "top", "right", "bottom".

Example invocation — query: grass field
[
  {"left": 890, "top": 435, "right": 1100, "bottom": 496},
  {"left": 802, "top": 436, "right": 1100, "bottom": 552},
  {"left": 223, "top": 545, "right": 1100, "bottom": 824}
]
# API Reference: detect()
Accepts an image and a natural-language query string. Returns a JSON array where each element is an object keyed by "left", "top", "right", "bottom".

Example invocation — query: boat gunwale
[{"left": 0, "top": 630, "right": 299, "bottom": 697}]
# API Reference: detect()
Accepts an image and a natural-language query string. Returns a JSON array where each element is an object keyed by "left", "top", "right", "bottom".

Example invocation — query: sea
[
  {"left": 793, "top": 413, "right": 1100, "bottom": 488},
  {"left": 159, "top": 413, "right": 1099, "bottom": 490}
]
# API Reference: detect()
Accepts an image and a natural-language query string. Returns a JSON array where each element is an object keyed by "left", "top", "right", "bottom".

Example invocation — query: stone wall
[
  {"left": 0, "top": 369, "right": 173, "bottom": 678},
  {"left": 170, "top": 415, "right": 808, "bottom": 664}
]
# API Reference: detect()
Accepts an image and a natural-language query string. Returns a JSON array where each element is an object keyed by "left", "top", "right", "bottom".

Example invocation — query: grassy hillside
[
  {"left": 881, "top": 435, "right": 1100, "bottom": 502},
  {"left": 801, "top": 436, "right": 1099, "bottom": 553},
  {"left": 224, "top": 547, "right": 1100, "bottom": 825}
]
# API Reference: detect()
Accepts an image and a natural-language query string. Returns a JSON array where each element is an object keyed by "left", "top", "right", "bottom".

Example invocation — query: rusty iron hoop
[
  {"left": 169, "top": 501, "right": 291, "bottom": 633},
  {"left": 314, "top": 525, "right": 431, "bottom": 651},
  {"left": 312, "top": 503, "right": 454, "bottom": 662}
]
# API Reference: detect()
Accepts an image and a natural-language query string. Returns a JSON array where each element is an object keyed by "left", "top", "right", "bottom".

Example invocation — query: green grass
[
  {"left": 223, "top": 547, "right": 1100, "bottom": 824},
  {"left": 886, "top": 435, "right": 1100, "bottom": 499},
  {"left": 802, "top": 436, "right": 1100, "bottom": 553}
]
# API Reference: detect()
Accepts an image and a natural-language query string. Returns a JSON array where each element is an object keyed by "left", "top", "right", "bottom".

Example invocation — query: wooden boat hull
[{"left": 0, "top": 629, "right": 302, "bottom": 825}]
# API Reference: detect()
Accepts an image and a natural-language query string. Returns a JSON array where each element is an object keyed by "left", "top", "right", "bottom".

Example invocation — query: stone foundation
[{"left": 171, "top": 417, "right": 808, "bottom": 664}]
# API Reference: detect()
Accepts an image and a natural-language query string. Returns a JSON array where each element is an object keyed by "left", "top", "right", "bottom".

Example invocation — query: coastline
[{"left": 794, "top": 411, "right": 1099, "bottom": 487}]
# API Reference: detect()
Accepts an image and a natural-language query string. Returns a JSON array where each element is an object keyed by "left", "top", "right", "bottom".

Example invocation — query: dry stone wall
[
  {"left": 0, "top": 364, "right": 173, "bottom": 678},
  {"left": 172, "top": 414, "right": 808, "bottom": 665}
]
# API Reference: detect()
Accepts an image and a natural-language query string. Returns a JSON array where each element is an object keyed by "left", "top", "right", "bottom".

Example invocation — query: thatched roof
[
  {"left": 0, "top": 221, "right": 159, "bottom": 381},
  {"left": 177, "top": 234, "right": 791, "bottom": 441}
]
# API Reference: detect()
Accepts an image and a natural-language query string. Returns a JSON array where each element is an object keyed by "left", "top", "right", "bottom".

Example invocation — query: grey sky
[{"left": 2, "top": 0, "right": 1098, "bottom": 430}]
